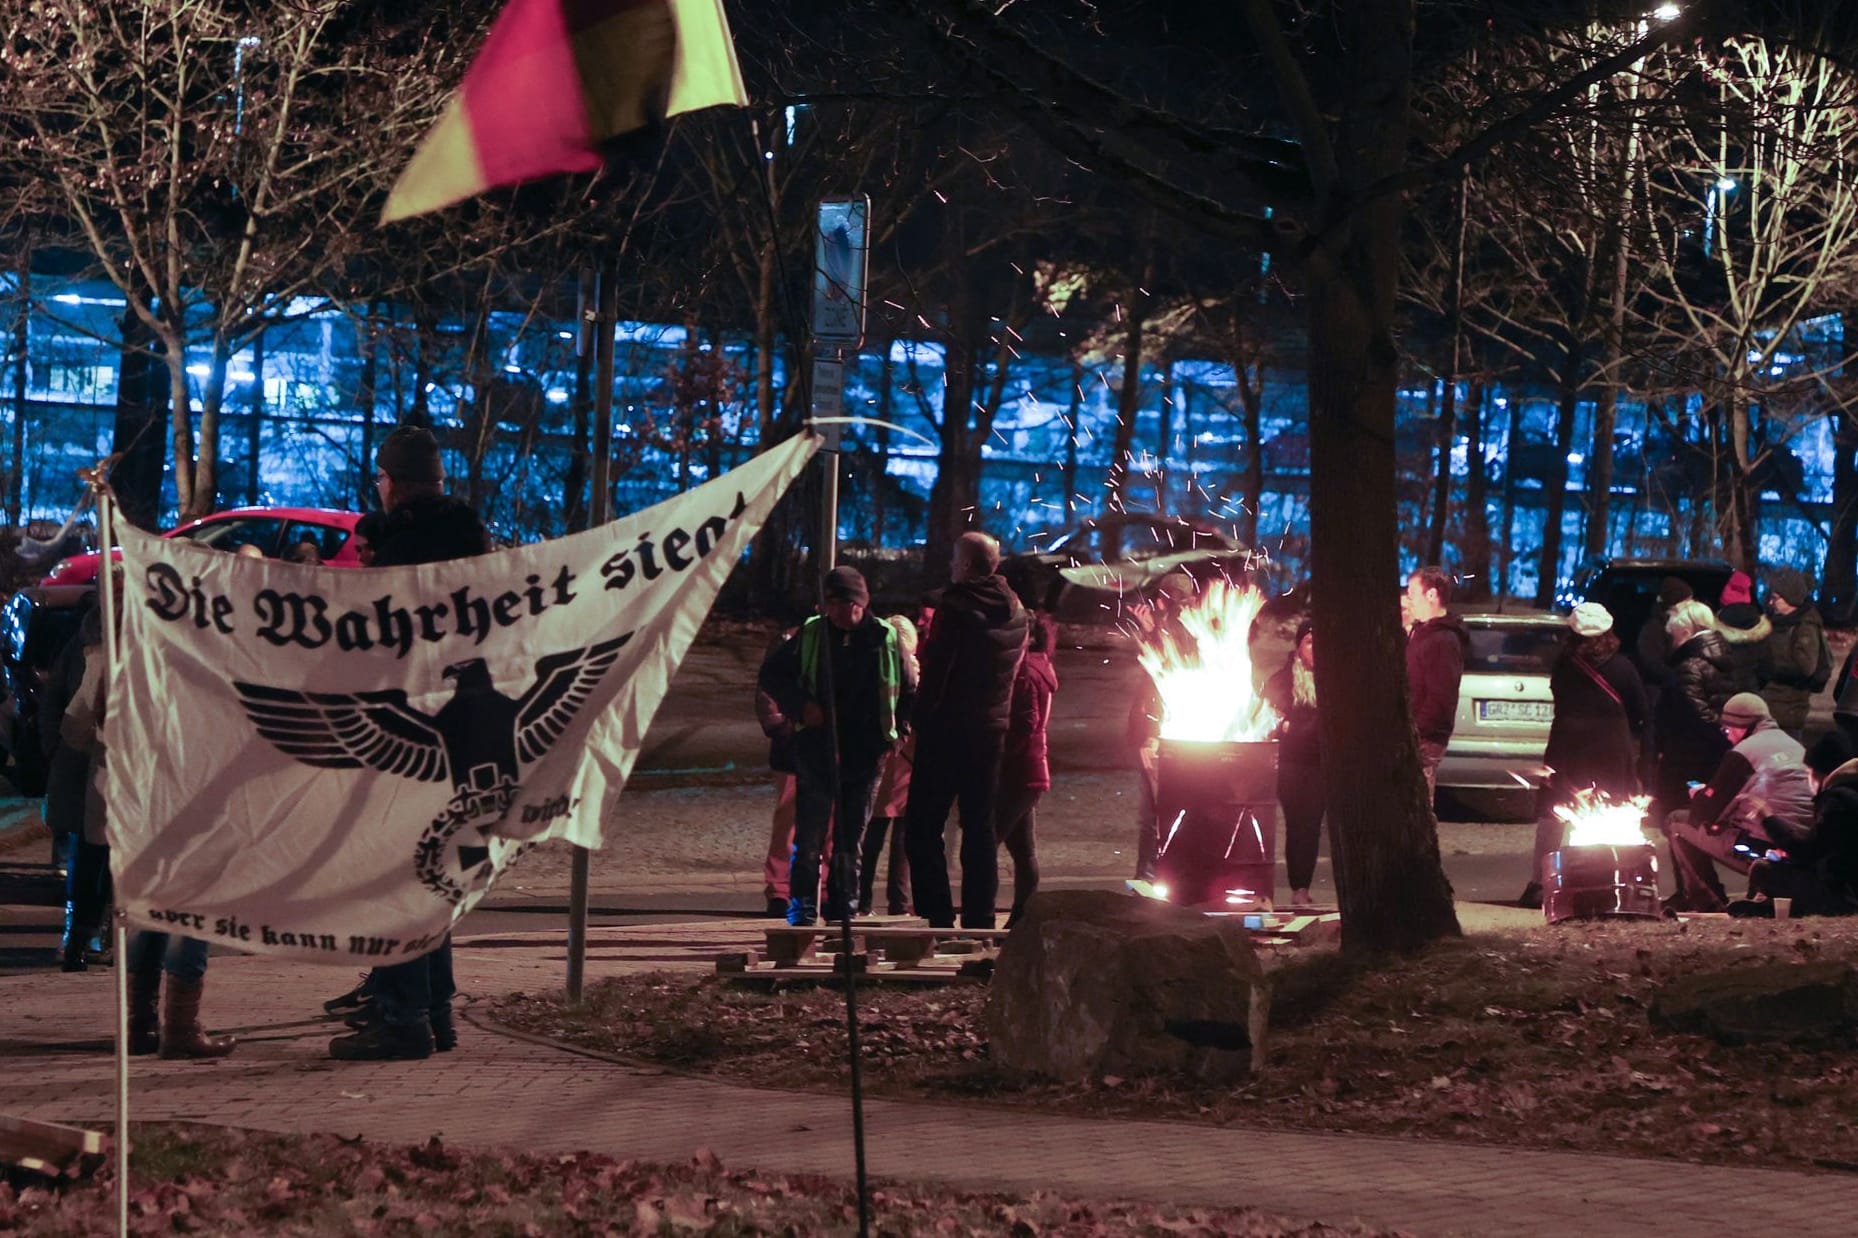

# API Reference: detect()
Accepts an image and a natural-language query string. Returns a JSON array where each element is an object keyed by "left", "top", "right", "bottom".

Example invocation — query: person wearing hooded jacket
[
  {"left": 995, "top": 610, "right": 1058, "bottom": 928},
  {"left": 330, "top": 425, "right": 492, "bottom": 1063},
  {"left": 1759, "top": 568, "right": 1829, "bottom": 739},
  {"left": 904, "top": 531, "right": 1029, "bottom": 929},
  {"left": 1712, "top": 570, "right": 1772, "bottom": 695},
  {"left": 1663, "top": 692, "right": 1814, "bottom": 912},
  {"left": 1404, "top": 566, "right": 1468, "bottom": 794},
  {"left": 1652, "top": 598, "right": 1735, "bottom": 825},
  {"left": 1520, "top": 602, "right": 1649, "bottom": 908}
]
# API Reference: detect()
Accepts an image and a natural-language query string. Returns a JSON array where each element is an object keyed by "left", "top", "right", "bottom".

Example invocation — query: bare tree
[{"left": 1637, "top": 36, "right": 1858, "bottom": 572}]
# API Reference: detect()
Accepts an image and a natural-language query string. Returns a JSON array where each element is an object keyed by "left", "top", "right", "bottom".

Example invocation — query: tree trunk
[
  {"left": 1154, "top": 358, "right": 1175, "bottom": 511},
  {"left": 246, "top": 329, "right": 265, "bottom": 506},
  {"left": 923, "top": 322, "right": 982, "bottom": 582},
  {"left": 1426, "top": 172, "right": 1469, "bottom": 566},
  {"left": 111, "top": 287, "right": 169, "bottom": 531},
  {"left": 872, "top": 339, "right": 894, "bottom": 547},
  {"left": 1235, "top": 359, "right": 1265, "bottom": 549},
  {"left": 355, "top": 303, "right": 380, "bottom": 510},
  {"left": 1499, "top": 393, "right": 1523, "bottom": 599},
  {"left": 1302, "top": 0, "right": 1460, "bottom": 956},
  {"left": 564, "top": 272, "right": 596, "bottom": 533},
  {"left": 163, "top": 318, "right": 198, "bottom": 518},
  {"left": 1105, "top": 286, "right": 1150, "bottom": 540},
  {"left": 8, "top": 250, "right": 27, "bottom": 528},
  {"left": 1826, "top": 409, "right": 1858, "bottom": 624},
  {"left": 1062, "top": 362, "right": 1082, "bottom": 520},
  {"left": 1535, "top": 358, "right": 1582, "bottom": 608},
  {"left": 1460, "top": 381, "right": 1492, "bottom": 602}
]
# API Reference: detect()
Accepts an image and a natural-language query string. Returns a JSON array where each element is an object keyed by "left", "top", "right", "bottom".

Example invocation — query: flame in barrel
[
  {"left": 1135, "top": 580, "right": 1280, "bottom": 742},
  {"left": 1553, "top": 787, "right": 1654, "bottom": 848}
]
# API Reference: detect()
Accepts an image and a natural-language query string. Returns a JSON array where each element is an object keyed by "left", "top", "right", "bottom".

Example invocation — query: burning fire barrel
[
  {"left": 1542, "top": 790, "right": 1661, "bottom": 923},
  {"left": 1153, "top": 739, "right": 1277, "bottom": 908}
]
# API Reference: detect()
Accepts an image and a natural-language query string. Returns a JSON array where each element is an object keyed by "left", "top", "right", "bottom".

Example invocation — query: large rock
[
  {"left": 1649, "top": 961, "right": 1858, "bottom": 1045},
  {"left": 984, "top": 890, "right": 1268, "bottom": 1082}
]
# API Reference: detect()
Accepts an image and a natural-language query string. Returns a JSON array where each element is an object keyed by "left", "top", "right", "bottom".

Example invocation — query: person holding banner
[
  {"left": 905, "top": 532, "right": 1029, "bottom": 930},
  {"left": 331, "top": 426, "right": 492, "bottom": 1062},
  {"left": 760, "top": 567, "right": 914, "bottom": 925}
]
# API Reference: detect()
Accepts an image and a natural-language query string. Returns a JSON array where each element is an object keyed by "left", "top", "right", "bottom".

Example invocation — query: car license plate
[{"left": 1477, "top": 699, "right": 1551, "bottom": 723}]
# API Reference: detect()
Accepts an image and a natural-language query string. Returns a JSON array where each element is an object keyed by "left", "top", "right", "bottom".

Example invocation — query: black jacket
[
  {"left": 1405, "top": 613, "right": 1468, "bottom": 745},
  {"left": 760, "top": 613, "right": 915, "bottom": 776},
  {"left": 1761, "top": 606, "right": 1827, "bottom": 733},
  {"left": 1713, "top": 606, "right": 1772, "bottom": 696},
  {"left": 1655, "top": 629, "right": 1735, "bottom": 787},
  {"left": 915, "top": 573, "right": 1028, "bottom": 735},
  {"left": 1543, "top": 647, "right": 1647, "bottom": 799},
  {"left": 370, "top": 494, "right": 493, "bottom": 568}
]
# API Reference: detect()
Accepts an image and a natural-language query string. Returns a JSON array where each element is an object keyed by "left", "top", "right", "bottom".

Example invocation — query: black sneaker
[
  {"left": 1727, "top": 898, "right": 1776, "bottom": 919},
  {"left": 763, "top": 898, "right": 788, "bottom": 918},
  {"left": 329, "top": 1020, "right": 433, "bottom": 1061},
  {"left": 343, "top": 1003, "right": 379, "bottom": 1030},
  {"left": 324, "top": 976, "right": 373, "bottom": 1015},
  {"left": 1517, "top": 882, "right": 1543, "bottom": 910}
]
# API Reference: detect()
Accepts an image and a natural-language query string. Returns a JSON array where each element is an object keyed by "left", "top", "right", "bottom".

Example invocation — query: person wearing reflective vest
[{"left": 761, "top": 566, "right": 914, "bottom": 924}]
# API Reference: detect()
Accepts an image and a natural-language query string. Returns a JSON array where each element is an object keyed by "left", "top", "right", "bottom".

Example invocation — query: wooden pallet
[
  {"left": 0, "top": 1114, "right": 104, "bottom": 1178},
  {"left": 759, "top": 924, "right": 1012, "bottom": 967},
  {"left": 717, "top": 948, "right": 994, "bottom": 988}
]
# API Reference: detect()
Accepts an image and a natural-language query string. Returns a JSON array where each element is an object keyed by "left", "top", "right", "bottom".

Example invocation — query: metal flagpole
[
  {"left": 94, "top": 481, "right": 129, "bottom": 1238},
  {"left": 566, "top": 256, "right": 619, "bottom": 1005}
]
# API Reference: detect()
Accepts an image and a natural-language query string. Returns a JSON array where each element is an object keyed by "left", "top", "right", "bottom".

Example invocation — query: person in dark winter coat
[
  {"left": 1125, "top": 572, "right": 1194, "bottom": 883},
  {"left": 330, "top": 425, "right": 492, "bottom": 1063},
  {"left": 1262, "top": 619, "right": 1324, "bottom": 907},
  {"left": 1652, "top": 598, "right": 1735, "bottom": 823},
  {"left": 1713, "top": 570, "right": 1772, "bottom": 695},
  {"left": 1833, "top": 638, "right": 1858, "bottom": 750},
  {"left": 1404, "top": 566, "right": 1468, "bottom": 793},
  {"left": 1636, "top": 576, "right": 1695, "bottom": 708},
  {"left": 760, "top": 566, "right": 915, "bottom": 924},
  {"left": 754, "top": 625, "right": 802, "bottom": 918},
  {"left": 41, "top": 600, "right": 106, "bottom": 972},
  {"left": 1738, "top": 732, "right": 1858, "bottom": 917},
  {"left": 1759, "top": 569, "right": 1829, "bottom": 739},
  {"left": 994, "top": 611, "right": 1058, "bottom": 928},
  {"left": 904, "top": 531, "right": 1029, "bottom": 929},
  {"left": 1520, "top": 602, "right": 1649, "bottom": 908},
  {"left": 1663, "top": 693, "right": 1814, "bottom": 911}
]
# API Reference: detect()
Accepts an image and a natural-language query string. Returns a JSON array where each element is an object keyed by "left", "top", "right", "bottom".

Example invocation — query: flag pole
[
  {"left": 566, "top": 256, "right": 618, "bottom": 1005},
  {"left": 93, "top": 480, "right": 129, "bottom": 1238}
]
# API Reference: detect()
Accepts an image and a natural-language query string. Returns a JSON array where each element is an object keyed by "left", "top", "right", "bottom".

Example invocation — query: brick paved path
[{"left": 5, "top": 925, "right": 1857, "bottom": 1237}]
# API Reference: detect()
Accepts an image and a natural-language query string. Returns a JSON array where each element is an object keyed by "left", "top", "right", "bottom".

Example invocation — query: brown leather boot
[
  {"left": 159, "top": 976, "right": 236, "bottom": 1059},
  {"left": 128, "top": 968, "right": 162, "bottom": 1056}
]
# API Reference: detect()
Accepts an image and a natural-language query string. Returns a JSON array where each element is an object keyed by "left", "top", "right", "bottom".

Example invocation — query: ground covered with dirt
[
  {"left": 2, "top": 1124, "right": 1389, "bottom": 1236},
  {"left": 492, "top": 918, "right": 1858, "bottom": 1174}
]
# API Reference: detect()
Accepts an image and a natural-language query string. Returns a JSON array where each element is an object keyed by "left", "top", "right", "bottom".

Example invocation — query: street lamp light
[{"left": 1653, "top": 3, "right": 1681, "bottom": 21}]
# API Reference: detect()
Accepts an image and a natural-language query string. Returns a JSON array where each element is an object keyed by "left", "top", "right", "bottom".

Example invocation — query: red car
[{"left": 42, "top": 506, "right": 365, "bottom": 585}]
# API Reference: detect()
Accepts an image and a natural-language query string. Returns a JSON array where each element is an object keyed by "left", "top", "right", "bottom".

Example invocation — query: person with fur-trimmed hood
[{"left": 1712, "top": 570, "right": 1772, "bottom": 695}]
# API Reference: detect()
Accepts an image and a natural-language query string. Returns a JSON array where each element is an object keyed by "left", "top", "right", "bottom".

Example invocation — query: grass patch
[
  {"left": 492, "top": 917, "right": 1858, "bottom": 1172},
  {"left": 1, "top": 1123, "right": 1385, "bottom": 1236}
]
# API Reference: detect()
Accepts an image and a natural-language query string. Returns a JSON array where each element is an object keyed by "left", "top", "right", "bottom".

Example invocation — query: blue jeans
[
  {"left": 127, "top": 931, "right": 209, "bottom": 981},
  {"left": 370, "top": 937, "right": 455, "bottom": 1028}
]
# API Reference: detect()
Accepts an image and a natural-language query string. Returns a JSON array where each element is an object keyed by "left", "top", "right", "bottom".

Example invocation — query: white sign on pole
[
  {"left": 811, "top": 196, "right": 869, "bottom": 346},
  {"left": 811, "top": 356, "right": 845, "bottom": 451}
]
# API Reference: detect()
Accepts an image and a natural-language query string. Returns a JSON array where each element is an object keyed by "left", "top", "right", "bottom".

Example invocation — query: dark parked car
[
  {"left": 1556, "top": 556, "right": 1735, "bottom": 666},
  {"left": 1001, "top": 513, "right": 1262, "bottom": 618},
  {"left": 0, "top": 585, "right": 94, "bottom": 796}
]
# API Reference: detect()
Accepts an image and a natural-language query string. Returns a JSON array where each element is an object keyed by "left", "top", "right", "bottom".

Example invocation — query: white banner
[{"left": 106, "top": 434, "right": 817, "bottom": 964}]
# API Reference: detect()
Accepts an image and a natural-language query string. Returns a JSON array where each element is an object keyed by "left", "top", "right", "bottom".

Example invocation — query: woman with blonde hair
[{"left": 1652, "top": 597, "right": 1734, "bottom": 825}]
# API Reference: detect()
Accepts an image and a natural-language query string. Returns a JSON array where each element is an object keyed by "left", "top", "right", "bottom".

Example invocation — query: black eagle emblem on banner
[{"left": 232, "top": 634, "right": 632, "bottom": 876}]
